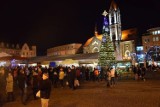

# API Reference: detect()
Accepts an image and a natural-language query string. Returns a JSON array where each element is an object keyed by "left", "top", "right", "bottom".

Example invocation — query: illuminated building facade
[
  {"left": 47, "top": 43, "right": 82, "bottom": 56},
  {"left": 136, "top": 46, "right": 145, "bottom": 63},
  {"left": 0, "top": 42, "right": 36, "bottom": 58},
  {"left": 28, "top": 0, "right": 138, "bottom": 68},
  {"left": 120, "top": 40, "right": 135, "bottom": 60},
  {"left": 83, "top": 0, "right": 137, "bottom": 62},
  {"left": 83, "top": 27, "right": 102, "bottom": 54},
  {"left": 83, "top": 28, "right": 137, "bottom": 61},
  {"left": 142, "top": 27, "right": 160, "bottom": 53}
]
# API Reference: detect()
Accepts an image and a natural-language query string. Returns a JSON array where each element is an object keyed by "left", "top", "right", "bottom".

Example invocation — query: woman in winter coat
[{"left": 6, "top": 72, "right": 14, "bottom": 102}]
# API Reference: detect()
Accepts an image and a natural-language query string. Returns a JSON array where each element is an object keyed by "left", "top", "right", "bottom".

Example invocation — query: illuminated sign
[
  {"left": 136, "top": 46, "right": 143, "bottom": 51},
  {"left": 0, "top": 61, "right": 7, "bottom": 66}
]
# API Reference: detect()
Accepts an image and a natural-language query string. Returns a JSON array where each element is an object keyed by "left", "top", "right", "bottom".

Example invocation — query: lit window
[
  {"left": 6, "top": 44, "right": 9, "bottom": 48},
  {"left": 153, "top": 37, "right": 155, "bottom": 41},
  {"left": 156, "top": 37, "right": 159, "bottom": 41},
  {"left": 144, "top": 39, "right": 147, "bottom": 43},
  {"left": 155, "top": 31, "right": 158, "bottom": 35}
]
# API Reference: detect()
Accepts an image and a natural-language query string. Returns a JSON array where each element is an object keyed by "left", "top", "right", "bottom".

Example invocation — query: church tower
[
  {"left": 109, "top": 0, "right": 122, "bottom": 60},
  {"left": 109, "top": 0, "right": 121, "bottom": 41}
]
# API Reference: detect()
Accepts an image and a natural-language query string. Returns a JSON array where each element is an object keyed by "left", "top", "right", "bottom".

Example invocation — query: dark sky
[{"left": 0, "top": 0, "right": 160, "bottom": 56}]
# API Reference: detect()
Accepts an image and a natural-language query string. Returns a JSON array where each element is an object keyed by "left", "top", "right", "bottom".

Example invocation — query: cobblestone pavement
[{"left": 3, "top": 72, "right": 160, "bottom": 107}]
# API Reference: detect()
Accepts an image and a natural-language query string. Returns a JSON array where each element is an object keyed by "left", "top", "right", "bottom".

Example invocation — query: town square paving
[{"left": 4, "top": 72, "right": 160, "bottom": 107}]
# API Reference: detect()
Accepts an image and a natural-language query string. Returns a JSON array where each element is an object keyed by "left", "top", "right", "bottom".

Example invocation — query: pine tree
[{"left": 98, "top": 10, "right": 116, "bottom": 67}]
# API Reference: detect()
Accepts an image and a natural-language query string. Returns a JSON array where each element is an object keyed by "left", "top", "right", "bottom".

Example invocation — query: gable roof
[
  {"left": 0, "top": 52, "right": 12, "bottom": 57},
  {"left": 84, "top": 35, "right": 102, "bottom": 47}
]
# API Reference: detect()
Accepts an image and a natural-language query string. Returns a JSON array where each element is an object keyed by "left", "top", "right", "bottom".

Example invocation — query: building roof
[
  {"left": 121, "top": 28, "right": 138, "bottom": 40},
  {"left": 0, "top": 42, "right": 35, "bottom": 50},
  {"left": 0, "top": 52, "right": 12, "bottom": 57},
  {"left": 147, "top": 27, "right": 160, "bottom": 32},
  {"left": 0, "top": 56, "right": 28, "bottom": 61},
  {"left": 28, "top": 52, "right": 99, "bottom": 63},
  {"left": 84, "top": 25, "right": 103, "bottom": 47},
  {"left": 110, "top": 0, "right": 118, "bottom": 10},
  {"left": 84, "top": 28, "right": 137, "bottom": 47},
  {"left": 84, "top": 34, "right": 102, "bottom": 47}
]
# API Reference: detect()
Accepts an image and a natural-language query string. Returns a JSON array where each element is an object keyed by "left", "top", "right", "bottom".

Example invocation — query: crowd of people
[
  {"left": 1, "top": 64, "right": 147, "bottom": 107},
  {"left": 0, "top": 65, "right": 92, "bottom": 106},
  {"left": 132, "top": 65, "right": 146, "bottom": 81}
]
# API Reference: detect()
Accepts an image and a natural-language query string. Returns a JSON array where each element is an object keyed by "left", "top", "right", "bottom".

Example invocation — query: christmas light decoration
[{"left": 98, "top": 10, "right": 116, "bottom": 67}]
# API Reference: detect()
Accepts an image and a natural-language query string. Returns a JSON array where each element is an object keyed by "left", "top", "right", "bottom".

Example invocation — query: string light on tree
[{"left": 98, "top": 10, "right": 116, "bottom": 67}]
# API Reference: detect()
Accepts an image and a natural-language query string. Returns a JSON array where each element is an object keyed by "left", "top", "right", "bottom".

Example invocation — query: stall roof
[
  {"left": 28, "top": 52, "right": 99, "bottom": 63},
  {"left": 0, "top": 56, "right": 28, "bottom": 61}
]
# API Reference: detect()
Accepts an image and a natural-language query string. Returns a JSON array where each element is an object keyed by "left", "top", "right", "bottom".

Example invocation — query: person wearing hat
[
  {"left": 31, "top": 71, "right": 40, "bottom": 100},
  {"left": 39, "top": 73, "right": 52, "bottom": 107}
]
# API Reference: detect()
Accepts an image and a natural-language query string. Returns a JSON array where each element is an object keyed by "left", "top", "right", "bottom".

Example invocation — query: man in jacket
[
  {"left": 17, "top": 69, "right": 27, "bottom": 105},
  {"left": 39, "top": 73, "right": 52, "bottom": 107},
  {"left": 68, "top": 65, "right": 76, "bottom": 90}
]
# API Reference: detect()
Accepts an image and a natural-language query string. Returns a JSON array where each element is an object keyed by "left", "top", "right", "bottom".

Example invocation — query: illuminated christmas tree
[{"left": 98, "top": 10, "right": 116, "bottom": 67}]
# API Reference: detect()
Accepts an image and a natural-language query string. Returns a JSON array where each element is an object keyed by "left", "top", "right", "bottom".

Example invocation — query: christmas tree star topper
[{"left": 102, "top": 10, "right": 108, "bottom": 16}]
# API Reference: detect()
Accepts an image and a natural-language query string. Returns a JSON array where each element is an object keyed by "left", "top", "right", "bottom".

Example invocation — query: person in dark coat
[
  {"left": 39, "top": 73, "right": 52, "bottom": 107},
  {"left": 48, "top": 67, "right": 54, "bottom": 85},
  {"left": 141, "top": 66, "right": 146, "bottom": 81},
  {"left": 17, "top": 69, "right": 27, "bottom": 105},
  {"left": 31, "top": 71, "right": 40, "bottom": 100},
  {"left": 68, "top": 65, "right": 76, "bottom": 90},
  {"left": 0, "top": 68, "right": 6, "bottom": 106},
  {"left": 53, "top": 68, "right": 58, "bottom": 88}
]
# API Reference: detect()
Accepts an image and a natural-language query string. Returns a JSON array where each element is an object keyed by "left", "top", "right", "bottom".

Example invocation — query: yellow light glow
[{"left": 84, "top": 34, "right": 102, "bottom": 47}]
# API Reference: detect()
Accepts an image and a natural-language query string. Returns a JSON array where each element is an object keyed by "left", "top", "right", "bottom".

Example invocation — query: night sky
[{"left": 0, "top": 0, "right": 160, "bottom": 56}]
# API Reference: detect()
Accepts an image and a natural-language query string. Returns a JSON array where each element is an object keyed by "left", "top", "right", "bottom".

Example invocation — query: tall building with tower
[
  {"left": 109, "top": 0, "right": 122, "bottom": 60},
  {"left": 83, "top": 0, "right": 136, "bottom": 62},
  {"left": 109, "top": 0, "right": 122, "bottom": 41}
]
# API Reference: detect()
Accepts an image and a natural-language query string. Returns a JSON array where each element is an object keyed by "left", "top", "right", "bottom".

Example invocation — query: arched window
[
  {"left": 92, "top": 47, "right": 99, "bottom": 53},
  {"left": 1, "top": 42, "right": 4, "bottom": 48}
]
